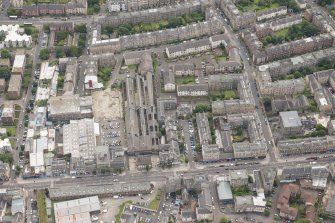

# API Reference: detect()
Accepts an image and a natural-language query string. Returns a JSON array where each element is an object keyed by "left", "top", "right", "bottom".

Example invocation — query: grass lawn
[
  {"left": 262, "top": 20, "right": 320, "bottom": 45},
  {"left": 115, "top": 201, "right": 133, "bottom": 223},
  {"left": 330, "top": 8, "right": 335, "bottom": 18},
  {"left": 5, "top": 127, "right": 16, "bottom": 137},
  {"left": 15, "top": 111, "right": 20, "bottom": 119},
  {"left": 216, "top": 56, "right": 227, "bottom": 62},
  {"left": 9, "top": 139, "right": 15, "bottom": 148},
  {"left": 127, "top": 64, "right": 138, "bottom": 71},
  {"left": 232, "top": 185, "right": 254, "bottom": 197},
  {"left": 14, "top": 105, "right": 21, "bottom": 118},
  {"left": 37, "top": 190, "right": 48, "bottom": 223},
  {"left": 180, "top": 154, "right": 188, "bottom": 163},
  {"left": 236, "top": 0, "right": 280, "bottom": 12},
  {"left": 210, "top": 90, "right": 238, "bottom": 100},
  {"left": 14, "top": 104, "right": 21, "bottom": 111},
  {"left": 147, "top": 189, "right": 161, "bottom": 210},
  {"left": 224, "top": 90, "right": 237, "bottom": 99},
  {"left": 233, "top": 135, "right": 246, "bottom": 142},
  {"left": 176, "top": 76, "right": 195, "bottom": 84},
  {"left": 24, "top": 0, "right": 70, "bottom": 5},
  {"left": 273, "top": 28, "right": 290, "bottom": 39},
  {"left": 98, "top": 67, "right": 112, "bottom": 88},
  {"left": 290, "top": 203, "right": 307, "bottom": 222}
]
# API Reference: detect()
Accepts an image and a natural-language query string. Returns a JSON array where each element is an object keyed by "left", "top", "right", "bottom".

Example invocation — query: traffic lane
[
  {"left": 240, "top": 48, "right": 276, "bottom": 161},
  {"left": 2, "top": 157, "right": 334, "bottom": 190},
  {"left": 181, "top": 120, "right": 195, "bottom": 168},
  {"left": 177, "top": 158, "right": 334, "bottom": 176},
  {"left": 12, "top": 27, "right": 44, "bottom": 182}
]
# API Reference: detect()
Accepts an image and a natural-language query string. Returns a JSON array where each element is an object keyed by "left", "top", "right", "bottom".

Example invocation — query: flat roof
[
  {"left": 230, "top": 169, "right": 248, "bottom": 180},
  {"left": 49, "top": 182, "right": 152, "bottom": 199},
  {"left": 49, "top": 95, "right": 80, "bottom": 115},
  {"left": 12, "top": 54, "right": 25, "bottom": 73},
  {"left": 279, "top": 111, "right": 302, "bottom": 128},
  {"left": 54, "top": 196, "right": 100, "bottom": 223},
  {"left": 235, "top": 195, "right": 253, "bottom": 205},
  {"left": 7, "top": 75, "right": 22, "bottom": 92},
  {"left": 326, "top": 196, "right": 335, "bottom": 213},
  {"left": 217, "top": 181, "right": 233, "bottom": 201},
  {"left": 40, "top": 61, "right": 57, "bottom": 80}
]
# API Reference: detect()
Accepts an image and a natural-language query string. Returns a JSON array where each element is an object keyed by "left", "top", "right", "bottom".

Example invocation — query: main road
[
  {"left": 219, "top": 15, "right": 278, "bottom": 162},
  {"left": 2, "top": 157, "right": 334, "bottom": 190}
]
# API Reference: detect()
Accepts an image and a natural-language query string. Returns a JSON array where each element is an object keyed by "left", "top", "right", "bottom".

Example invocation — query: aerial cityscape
[{"left": 0, "top": 0, "right": 335, "bottom": 222}]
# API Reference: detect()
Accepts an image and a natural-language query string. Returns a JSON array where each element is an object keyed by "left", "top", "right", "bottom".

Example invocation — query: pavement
[
  {"left": 3, "top": 155, "right": 334, "bottom": 191},
  {"left": 10, "top": 26, "right": 44, "bottom": 183},
  {"left": 2, "top": 6, "right": 335, "bottom": 223},
  {"left": 181, "top": 120, "right": 196, "bottom": 169},
  {"left": 219, "top": 17, "right": 278, "bottom": 163}
]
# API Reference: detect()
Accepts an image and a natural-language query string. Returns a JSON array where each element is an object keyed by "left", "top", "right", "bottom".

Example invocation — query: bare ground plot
[{"left": 92, "top": 89, "right": 123, "bottom": 121}]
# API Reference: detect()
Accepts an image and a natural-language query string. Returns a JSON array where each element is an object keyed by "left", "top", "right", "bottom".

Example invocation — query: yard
[
  {"left": 24, "top": 0, "right": 70, "bottom": 5},
  {"left": 23, "top": 58, "right": 33, "bottom": 90},
  {"left": 232, "top": 127, "right": 247, "bottom": 143},
  {"left": 115, "top": 201, "right": 133, "bottom": 223},
  {"left": 236, "top": 0, "right": 280, "bottom": 12},
  {"left": 216, "top": 55, "right": 227, "bottom": 62},
  {"left": 98, "top": 67, "right": 113, "bottom": 88},
  {"left": 175, "top": 76, "right": 195, "bottom": 84},
  {"left": 232, "top": 185, "right": 254, "bottom": 197},
  {"left": 101, "top": 12, "right": 205, "bottom": 36},
  {"left": 147, "top": 189, "right": 161, "bottom": 210},
  {"left": 5, "top": 127, "right": 16, "bottom": 137},
  {"left": 262, "top": 20, "right": 320, "bottom": 46},
  {"left": 22, "top": 26, "right": 39, "bottom": 43},
  {"left": 14, "top": 104, "right": 21, "bottom": 118},
  {"left": 127, "top": 64, "right": 138, "bottom": 71},
  {"left": 330, "top": 8, "right": 335, "bottom": 18},
  {"left": 210, "top": 90, "right": 238, "bottom": 101},
  {"left": 37, "top": 190, "right": 48, "bottom": 223}
]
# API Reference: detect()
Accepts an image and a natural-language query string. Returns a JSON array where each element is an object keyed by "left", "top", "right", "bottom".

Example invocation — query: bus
[
  {"left": 23, "top": 23, "right": 33, "bottom": 26},
  {"left": 9, "top": 16, "right": 18, "bottom": 20}
]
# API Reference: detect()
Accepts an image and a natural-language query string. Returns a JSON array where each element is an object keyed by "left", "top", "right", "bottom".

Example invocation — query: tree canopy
[{"left": 39, "top": 49, "right": 50, "bottom": 60}]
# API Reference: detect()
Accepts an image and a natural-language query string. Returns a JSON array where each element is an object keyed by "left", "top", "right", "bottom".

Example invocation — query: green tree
[
  {"left": 66, "top": 46, "right": 79, "bottom": 57},
  {"left": 220, "top": 216, "right": 230, "bottom": 223},
  {"left": 102, "top": 25, "right": 114, "bottom": 35},
  {"left": 7, "top": 8, "right": 22, "bottom": 16},
  {"left": 43, "top": 24, "right": 50, "bottom": 33},
  {"left": 193, "top": 104, "right": 212, "bottom": 113},
  {"left": 169, "top": 16, "right": 182, "bottom": 28},
  {"left": 24, "top": 27, "right": 32, "bottom": 35},
  {"left": 93, "top": 4, "right": 100, "bottom": 13},
  {"left": 1, "top": 50, "right": 10, "bottom": 59},
  {"left": 56, "top": 31, "right": 68, "bottom": 41},
  {"left": 0, "top": 68, "right": 11, "bottom": 80},
  {"left": 55, "top": 47, "right": 65, "bottom": 58},
  {"left": 317, "top": 0, "right": 332, "bottom": 6},
  {"left": 39, "top": 49, "right": 50, "bottom": 60},
  {"left": 0, "top": 153, "right": 13, "bottom": 164},
  {"left": 264, "top": 209, "right": 270, "bottom": 216},
  {"left": 74, "top": 24, "right": 87, "bottom": 33}
]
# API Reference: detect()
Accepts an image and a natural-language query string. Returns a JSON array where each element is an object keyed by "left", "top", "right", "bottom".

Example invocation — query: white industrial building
[
  {"left": 63, "top": 119, "right": 100, "bottom": 160},
  {"left": 54, "top": 196, "right": 101, "bottom": 223},
  {"left": 28, "top": 129, "right": 56, "bottom": 174},
  {"left": 29, "top": 136, "right": 48, "bottom": 174}
]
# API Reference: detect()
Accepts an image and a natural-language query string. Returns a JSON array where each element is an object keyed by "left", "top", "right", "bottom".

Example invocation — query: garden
[{"left": 101, "top": 12, "right": 205, "bottom": 37}]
